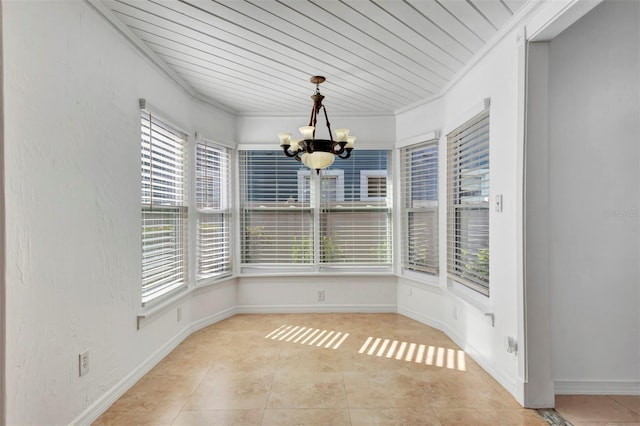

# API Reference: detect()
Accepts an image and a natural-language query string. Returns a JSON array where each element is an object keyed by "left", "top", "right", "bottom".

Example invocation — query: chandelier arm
[
  {"left": 308, "top": 104, "right": 316, "bottom": 128},
  {"left": 337, "top": 148, "right": 353, "bottom": 160},
  {"left": 333, "top": 141, "right": 346, "bottom": 155},
  {"left": 282, "top": 145, "right": 299, "bottom": 158},
  {"left": 322, "top": 105, "right": 334, "bottom": 142}
]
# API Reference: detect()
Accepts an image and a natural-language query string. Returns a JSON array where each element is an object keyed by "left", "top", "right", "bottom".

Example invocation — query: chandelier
[{"left": 278, "top": 76, "right": 356, "bottom": 172}]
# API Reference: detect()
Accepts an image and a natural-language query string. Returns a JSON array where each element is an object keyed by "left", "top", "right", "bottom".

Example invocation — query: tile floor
[
  {"left": 93, "top": 313, "right": 637, "bottom": 425},
  {"left": 555, "top": 394, "right": 640, "bottom": 426}
]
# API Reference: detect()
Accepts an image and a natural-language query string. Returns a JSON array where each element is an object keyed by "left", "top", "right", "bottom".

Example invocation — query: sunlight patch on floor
[
  {"left": 265, "top": 324, "right": 349, "bottom": 349},
  {"left": 358, "top": 336, "right": 466, "bottom": 371}
]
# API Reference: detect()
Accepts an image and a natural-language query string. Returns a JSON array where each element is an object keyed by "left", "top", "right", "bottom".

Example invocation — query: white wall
[
  {"left": 395, "top": 0, "right": 640, "bottom": 405},
  {"left": 0, "top": 1, "right": 5, "bottom": 421},
  {"left": 6, "top": 1, "right": 638, "bottom": 423},
  {"left": 546, "top": 0, "right": 640, "bottom": 393},
  {"left": 237, "top": 276, "right": 397, "bottom": 313},
  {"left": 3, "top": 1, "right": 237, "bottom": 424},
  {"left": 395, "top": 24, "right": 526, "bottom": 402},
  {"left": 524, "top": 41, "right": 555, "bottom": 407},
  {"left": 236, "top": 114, "right": 395, "bottom": 149}
]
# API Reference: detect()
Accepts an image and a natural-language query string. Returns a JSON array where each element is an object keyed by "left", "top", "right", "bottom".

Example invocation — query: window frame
[
  {"left": 298, "top": 169, "right": 345, "bottom": 203},
  {"left": 359, "top": 170, "right": 387, "bottom": 201},
  {"left": 446, "top": 109, "right": 490, "bottom": 296},
  {"left": 195, "top": 139, "right": 232, "bottom": 282},
  {"left": 238, "top": 149, "right": 392, "bottom": 273},
  {"left": 400, "top": 139, "right": 440, "bottom": 276},
  {"left": 140, "top": 107, "right": 189, "bottom": 306}
]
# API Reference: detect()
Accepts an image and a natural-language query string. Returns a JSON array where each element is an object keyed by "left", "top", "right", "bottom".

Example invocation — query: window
[
  {"left": 321, "top": 151, "right": 391, "bottom": 266},
  {"left": 196, "top": 140, "right": 231, "bottom": 280},
  {"left": 298, "top": 170, "right": 344, "bottom": 203},
  {"left": 239, "top": 151, "right": 313, "bottom": 266},
  {"left": 360, "top": 170, "right": 387, "bottom": 201},
  {"left": 447, "top": 109, "right": 490, "bottom": 295},
  {"left": 140, "top": 109, "right": 188, "bottom": 305},
  {"left": 400, "top": 139, "right": 439, "bottom": 274},
  {"left": 239, "top": 150, "right": 391, "bottom": 271}
]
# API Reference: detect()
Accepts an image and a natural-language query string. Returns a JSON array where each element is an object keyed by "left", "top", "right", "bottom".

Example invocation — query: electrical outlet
[
  {"left": 317, "top": 290, "right": 325, "bottom": 302},
  {"left": 505, "top": 336, "right": 518, "bottom": 354},
  {"left": 79, "top": 350, "right": 89, "bottom": 377},
  {"left": 452, "top": 305, "right": 458, "bottom": 320},
  {"left": 177, "top": 307, "right": 182, "bottom": 322}
]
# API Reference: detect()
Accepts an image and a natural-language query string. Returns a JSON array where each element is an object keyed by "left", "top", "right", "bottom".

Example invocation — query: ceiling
[{"left": 97, "top": 0, "right": 529, "bottom": 116}]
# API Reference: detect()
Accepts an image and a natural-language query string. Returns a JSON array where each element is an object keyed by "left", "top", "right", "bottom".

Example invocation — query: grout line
[{"left": 536, "top": 408, "right": 573, "bottom": 426}]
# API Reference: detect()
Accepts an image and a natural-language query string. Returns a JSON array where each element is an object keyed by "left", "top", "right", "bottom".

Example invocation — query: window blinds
[
  {"left": 400, "top": 139, "right": 439, "bottom": 274},
  {"left": 320, "top": 150, "right": 391, "bottom": 266},
  {"left": 238, "top": 150, "right": 391, "bottom": 270},
  {"left": 140, "top": 110, "right": 188, "bottom": 305},
  {"left": 239, "top": 151, "right": 313, "bottom": 266},
  {"left": 447, "top": 110, "right": 490, "bottom": 295},
  {"left": 196, "top": 141, "right": 231, "bottom": 280}
]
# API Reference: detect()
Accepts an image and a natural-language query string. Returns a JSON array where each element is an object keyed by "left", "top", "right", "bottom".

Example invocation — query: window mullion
[{"left": 313, "top": 171, "right": 321, "bottom": 271}]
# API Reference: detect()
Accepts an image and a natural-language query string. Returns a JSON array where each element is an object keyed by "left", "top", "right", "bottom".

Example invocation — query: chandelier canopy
[{"left": 278, "top": 76, "right": 356, "bottom": 173}]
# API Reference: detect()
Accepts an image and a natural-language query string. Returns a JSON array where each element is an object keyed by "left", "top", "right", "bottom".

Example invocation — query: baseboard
[
  {"left": 555, "top": 380, "right": 640, "bottom": 395},
  {"left": 235, "top": 304, "right": 397, "bottom": 314},
  {"left": 397, "top": 306, "right": 518, "bottom": 399},
  {"left": 443, "top": 323, "right": 518, "bottom": 397},
  {"left": 396, "top": 306, "right": 445, "bottom": 331},
  {"left": 70, "top": 324, "right": 192, "bottom": 426},
  {"left": 190, "top": 306, "right": 237, "bottom": 333},
  {"left": 70, "top": 308, "right": 237, "bottom": 425}
]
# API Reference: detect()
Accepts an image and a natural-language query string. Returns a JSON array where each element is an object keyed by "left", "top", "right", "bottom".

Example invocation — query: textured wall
[
  {"left": 394, "top": 21, "right": 526, "bottom": 401},
  {"left": 3, "top": 1, "right": 235, "bottom": 423}
]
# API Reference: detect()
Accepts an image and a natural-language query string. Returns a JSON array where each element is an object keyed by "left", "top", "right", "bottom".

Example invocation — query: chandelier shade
[{"left": 278, "top": 76, "right": 356, "bottom": 173}]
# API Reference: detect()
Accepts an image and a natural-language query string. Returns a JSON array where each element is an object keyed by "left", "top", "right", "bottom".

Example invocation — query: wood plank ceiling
[{"left": 98, "top": 0, "right": 528, "bottom": 115}]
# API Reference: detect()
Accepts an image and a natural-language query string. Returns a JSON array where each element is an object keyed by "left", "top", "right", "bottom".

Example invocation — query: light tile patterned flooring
[
  {"left": 555, "top": 395, "right": 640, "bottom": 425},
  {"left": 93, "top": 313, "right": 638, "bottom": 425}
]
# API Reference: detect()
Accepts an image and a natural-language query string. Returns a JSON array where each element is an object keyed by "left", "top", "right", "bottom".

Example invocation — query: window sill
[
  {"left": 137, "top": 275, "right": 238, "bottom": 329},
  {"left": 447, "top": 278, "right": 494, "bottom": 318},
  {"left": 137, "top": 288, "right": 191, "bottom": 329},
  {"left": 396, "top": 269, "right": 441, "bottom": 287},
  {"left": 239, "top": 267, "right": 394, "bottom": 278},
  {"left": 195, "top": 273, "right": 235, "bottom": 289}
]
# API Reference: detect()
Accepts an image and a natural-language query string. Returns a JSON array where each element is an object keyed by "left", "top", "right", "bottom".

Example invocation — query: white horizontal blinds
[
  {"left": 196, "top": 142, "right": 229, "bottom": 209},
  {"left": 141, "top": 112, "right": 186, "bottom": 206},
  {"left": 320, "top": 150, "right": 392, "bottom": 265},
  {"left": 447, "top": 110, "right": 490, "bottom": 295},
  {"left": 400, "top": 140, "right": 439, "bottom": 274},
  {"left": 239, "top": 151, "right": 313, "bottom": 264},
  {"left": 140, "top": 110, "right": 188, "bottom": 304},
  {"left": 196, "top": 141, "right": 231, "bottom": 279},
  {"left": 141, "top": 207, "right": 187, "bottom": 301}
]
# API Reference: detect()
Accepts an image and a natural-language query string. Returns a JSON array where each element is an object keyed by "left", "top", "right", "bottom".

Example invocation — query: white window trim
[
  {"left": 195, "top": 139, "right": 232, "bottom": 282},
  {"left": 239, "top": 149, "right": 392, "bottom": 273},
  {"left": 297, "top": 169, "right": 345, "bottom": 204},
  {"left": 446, "top": 108, "right": 490, "bottom": 297},
  {"left": 399, "top": 139, "right": 439, "bottom": 276},
  {"left": 140, "top": 103, "right": 189, "bottom": 307},
  {"left": 360, "top": 170, "right": 388, "bottom": 201}
]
